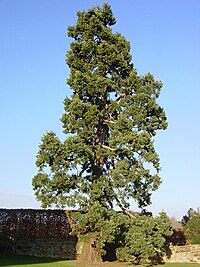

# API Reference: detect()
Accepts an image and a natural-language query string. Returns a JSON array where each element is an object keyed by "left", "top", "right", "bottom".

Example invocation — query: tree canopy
[
  {"left": 32, "top": 3, "right": 170, "bottom": 263},
  {"left": 33, "top": 3, "right": 167, "bottom": 213}
]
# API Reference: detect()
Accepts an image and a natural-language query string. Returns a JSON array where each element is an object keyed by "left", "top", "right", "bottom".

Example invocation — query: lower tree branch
[{"left": 115, "top": 197, "right": 135, "bottom": 219}]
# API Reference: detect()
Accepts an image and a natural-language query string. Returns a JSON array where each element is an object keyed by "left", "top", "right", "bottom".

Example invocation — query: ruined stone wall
[
  {"left": 165, "top": 245, "right": 200, "bottom": 264},
  {"left": 14, "top": 236, "right": 77, "bottom": 259},
  {"left": 0, "top": 209, "right": 77, "bottom": 259}
]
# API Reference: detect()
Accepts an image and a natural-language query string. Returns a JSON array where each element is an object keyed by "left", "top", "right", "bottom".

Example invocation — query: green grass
[{"left": 0, "top": 254, "right": 200, "bottom": 267}]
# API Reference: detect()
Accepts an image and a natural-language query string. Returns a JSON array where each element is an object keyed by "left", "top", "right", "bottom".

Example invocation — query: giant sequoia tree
[{"left": 33, "top": 4, "right": 170, "bottom": 263}]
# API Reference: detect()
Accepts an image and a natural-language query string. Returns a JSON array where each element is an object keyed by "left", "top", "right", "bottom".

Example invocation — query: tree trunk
[{"left": 79, "top": 238, "right": 103, "bottom": 262}]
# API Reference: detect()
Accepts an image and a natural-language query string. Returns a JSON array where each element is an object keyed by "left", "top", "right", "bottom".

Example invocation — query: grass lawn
[{"left": 0, "top": 254, "right": 200, "bottom": 267}]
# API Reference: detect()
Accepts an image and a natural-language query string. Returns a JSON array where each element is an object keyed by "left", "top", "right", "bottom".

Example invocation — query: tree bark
[{"left": 80, "top": 238, "right": 103, "bottom": 262}]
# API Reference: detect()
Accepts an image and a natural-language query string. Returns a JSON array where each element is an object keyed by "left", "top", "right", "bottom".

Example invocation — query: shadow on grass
[{"left": 0, "top": 252, "right": 69, "bottom": 266}]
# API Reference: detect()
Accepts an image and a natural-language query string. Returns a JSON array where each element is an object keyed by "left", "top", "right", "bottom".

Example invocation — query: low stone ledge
[{"left": 164, "top": 244, "right": 200, "bottom": 263}]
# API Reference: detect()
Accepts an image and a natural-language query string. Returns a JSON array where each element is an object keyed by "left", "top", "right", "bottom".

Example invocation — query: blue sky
[{"left": 0, "top": 0, "right": 199, "bottom": 219}]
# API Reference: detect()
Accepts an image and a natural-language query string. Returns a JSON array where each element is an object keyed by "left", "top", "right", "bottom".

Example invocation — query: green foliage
[
  {"left": 71, "top": 209, "right": 172, "bottom": 264},
  {"left": 70, "top": 204, "right": 123, "bottom": 255},
  {"left": 115, "top": 212, "right": 172, "bottom": 264},
  {"left": 183, "top": 208, "right": 200, "bottom": 244},
  {"left": 33, "top": 2, "right": 167, "bottom": 211},
  {"left": 32, "top": 3, "right": 169, "bottom": 263}
]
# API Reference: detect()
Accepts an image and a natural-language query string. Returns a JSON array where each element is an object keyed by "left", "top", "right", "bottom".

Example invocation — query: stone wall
[
  {"left": 0, "top": 209, "right": 78, "bottom": 259},
  {"left": 14, "top": 236, "right": 78, "bottom": 259},
  {"left": 165, "top": 245, "right": 200, "bottom": 264}
]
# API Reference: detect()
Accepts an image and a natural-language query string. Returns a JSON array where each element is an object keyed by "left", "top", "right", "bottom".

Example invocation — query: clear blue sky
[{"left": 0, "top": 0, "right": 199, "bottom": 219}]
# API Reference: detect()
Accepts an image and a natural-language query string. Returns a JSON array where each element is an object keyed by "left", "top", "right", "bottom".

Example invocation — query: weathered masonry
[
  {"left": 165, "top": 245, "right": 200, "bottom": 264},
  {"left": 0, "top": 209, "right": 77, "bottom": 259}
]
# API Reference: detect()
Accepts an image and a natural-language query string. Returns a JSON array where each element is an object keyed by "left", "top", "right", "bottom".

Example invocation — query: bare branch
[
  {"left": 115, "top": 197, "right": 135, "bottom": 219},
  {"left": 104, "top": 119, "right": 116, "bottom": 124},
  {"left": 101, "top": 144, "right": 115, "bottom": 151}
]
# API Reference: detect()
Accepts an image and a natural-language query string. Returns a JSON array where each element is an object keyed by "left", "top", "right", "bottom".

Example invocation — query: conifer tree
[
  {"left": 183, "top": 208, "right": 200, "bottom": 244},
  {"left": 32, "top": 3, "right": 169, "bottom": 263}
]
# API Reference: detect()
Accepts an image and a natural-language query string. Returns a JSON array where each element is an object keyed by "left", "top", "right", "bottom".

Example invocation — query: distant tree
[
  {"left": 181, "top": 208, "right": 194, "bottom": 226},
  {"left": 32, "top": 3, "right": 170, "bottom": 263},
  {"left": 183, "top": 208, "right": 200, "bottom": 244}
]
